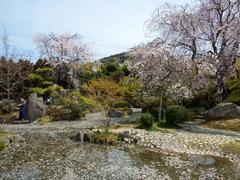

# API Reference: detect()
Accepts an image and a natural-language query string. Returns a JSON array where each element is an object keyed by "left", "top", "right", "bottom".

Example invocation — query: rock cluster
[
  {"left": 73, "top": 127, "right": 238, "bottom": 160},
  {"left": 74, "top": 129, "right": 102, "bottom": 143},
  {"left": 122, "top": 129, "right": 238, "bottom": 158},
  {"left": 0, "top": 134, "right": 25, "bottom": 149}
]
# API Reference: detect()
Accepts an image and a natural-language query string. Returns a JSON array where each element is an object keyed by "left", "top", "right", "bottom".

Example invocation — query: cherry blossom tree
[
  {"left": 198, "top": 0, "right": 240, "bottom": 98},
  {"left": 147, "top": 0, "right": 240, "bottom": 99},
  {"left": 35, "top": 32, "right": 92, "bottom": 65},
  {"left": 35, "top": 32, "right": 93, "bottom": 88},
  {"left": 147, "top": 4, "right": 202, "bottom": 62},
  {"left": 128, "top": 43, "right": 193, "bottom": 122}
]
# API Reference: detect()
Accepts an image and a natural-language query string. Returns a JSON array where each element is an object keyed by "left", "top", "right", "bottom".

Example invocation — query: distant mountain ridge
[{"left": 99, "top": 52, "right": 128, "bottom": 65}]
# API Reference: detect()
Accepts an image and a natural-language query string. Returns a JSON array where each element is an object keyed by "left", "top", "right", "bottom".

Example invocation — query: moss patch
[
  {"left": 203, "top": 118, "right": 240, "bottom": 132},
  {"left": 0, "top": 141, "right": 5, "bottom": 151},
  {"left": 92, "top": 131, "right": 118, "bottom": 145},
  {"left": 222, "top": 140, "right": 240, "bottom": 156},
  {"left": 37, "top": 115, "right": 53, "bottom": 125},
  {"left": 0, "top": 131, "right": 13, "bottom": 151}
]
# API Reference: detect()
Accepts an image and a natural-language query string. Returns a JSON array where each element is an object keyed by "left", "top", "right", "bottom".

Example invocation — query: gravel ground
[
  {"left": 0, "top": 131, "right": 239, "bottom": 180},
  {"left": 128, "top": 129, "right": 239, "bottom": 157},
  {"left": 1, "top": 112, "right": 240, "bottom": 179}
]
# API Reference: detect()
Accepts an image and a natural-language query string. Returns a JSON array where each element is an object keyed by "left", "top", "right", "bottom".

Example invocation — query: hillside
[{"left": 99, "top": 52, "right": 128, "bottom": 65}]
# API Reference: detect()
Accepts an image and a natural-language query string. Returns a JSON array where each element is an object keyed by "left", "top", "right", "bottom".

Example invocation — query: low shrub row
[
  {"left": 139, "top": 105, "right": 190, "bottom": 130},
  {"left": 91, "top": 131, "right": 118, "bottom": 144}
]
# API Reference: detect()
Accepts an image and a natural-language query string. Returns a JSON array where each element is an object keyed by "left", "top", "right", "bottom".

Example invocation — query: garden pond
[{"left": 0, "top": 132, "right": 238, "bottom": 180}]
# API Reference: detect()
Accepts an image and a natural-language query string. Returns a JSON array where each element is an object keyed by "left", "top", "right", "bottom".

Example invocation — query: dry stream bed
[{"left": 0, "top": 128, "right": 239, "bottom": 179}]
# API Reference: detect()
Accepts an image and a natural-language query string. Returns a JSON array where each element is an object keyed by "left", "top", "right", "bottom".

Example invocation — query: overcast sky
[{"left": 0, "top": 0, "right": 193, "bottom": 60}]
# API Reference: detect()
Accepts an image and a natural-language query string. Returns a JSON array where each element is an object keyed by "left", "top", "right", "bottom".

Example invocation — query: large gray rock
[
  {"left": 205, "top": 103, "right": 240, "bottom": 120},
  {"left": 26, "top": 93, "right": 47, "bottom": 122}
]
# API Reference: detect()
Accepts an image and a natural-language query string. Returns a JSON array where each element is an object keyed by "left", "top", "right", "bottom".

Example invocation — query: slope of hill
[{"left": 99, "top": 52, "right": 128, "bottom": 65}]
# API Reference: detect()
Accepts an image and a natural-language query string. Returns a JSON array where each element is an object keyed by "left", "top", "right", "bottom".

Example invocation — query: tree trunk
[
  {"left": 158, "top": 91, "right": 163, "bottom": 123},
  {"left": 216, "top": 68, "right": 223, "bottom": 98},
  {"left": 216, "top": 56, "right": 229, "bottom": 101},
  {"left": 7, "top": 88, "right": 11, "bottom": 112}
]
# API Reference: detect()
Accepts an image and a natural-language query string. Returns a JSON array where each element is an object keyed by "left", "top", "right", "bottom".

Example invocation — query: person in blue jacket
[{"left": 18, "top": 98, "right": 27, "bottom": 121}]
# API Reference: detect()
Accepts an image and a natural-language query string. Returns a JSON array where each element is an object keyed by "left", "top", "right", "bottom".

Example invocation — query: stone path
[
  {"left": 179, "top": 115, "right": 240, "bottom": 137},
  {"left": 0, "top": 111, "right": 142, "bottom": 133},
  {"left": 180, "top": 120, "right": 240, "bottom": 137}
]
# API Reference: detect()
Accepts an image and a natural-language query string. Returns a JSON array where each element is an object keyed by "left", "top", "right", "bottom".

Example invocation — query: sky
[{"left": 0, "top": 0, "right": 193, "bottom": 60}]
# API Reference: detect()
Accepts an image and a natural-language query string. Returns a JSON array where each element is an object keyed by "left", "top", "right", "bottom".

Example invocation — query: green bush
[
  {"left": 224, "top": 79, "right": 240, "bottom": 104},
  {"left": 69, "top": 102, "right": 87, "bottom": 120},
  {"left": 27, "top": 66, "right": 57, "bottom": 97},
  {"left": 59, "top": 97, "right": 72, "bottom": 107},
  {"left": 29, "top": 87, "right": 46, "bottom": 96},
  {"left": 49, "top": 96, "right": 91, "bottom": 121},
  {"left": 142, "top": 96, "right": 162, "bottom": 111},
  {"left": 35, "top": 67, "right": 53, "bottom": 82},
  {"left": 30, "top": 85, "right": 63, "bottom": 97},
  {"left": 69, "top": 90, "right": 102, "bottom": 112},
  {"left": 104, "top": 63, "right": 118, "bottom": 75},
  {"left": 0, "top": 141, "right": 5, "bottom": 151},
  {"left": 113, "top": 100, "right": 129, "bottom": 108},
  {"left": 166, "top": 105, "right": 190, "bottom": 125},
  {"left": 35, "top": 67, "right": 53, "bottom": 74},
  {"left": 28, "top": 73, "right": 44, "bottom": 82},
  {"left": 42, "top": 81, "right": 53, "bottom": 87},
  {"left": 79, "top": 95, "right": 100, "bottom": 112},
  {"left": 110, "top": 70, "right": 125, "bottom": 82},
  {"left": 47, "top": 107, "right": 72, "bottom": 121},
  {"left": 44, "top": 85, "right": 63, "bottom": 97},
  {"left": 92, "top": 131, "right": 118, "bottom": 144},
  {"left": 143, "top": 107, "right": 165, "bottom": 121},
  {"left": 191, "top": 84, "right": 218, "bottom": 109},
  {"left": 140, "top": 112, "right": 155, "bottom": 129}
]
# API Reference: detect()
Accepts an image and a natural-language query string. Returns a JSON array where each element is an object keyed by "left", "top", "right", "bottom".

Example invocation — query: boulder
[
  {"left": 75, "top": 131, "right": 85, "bottom": 142},
  {"left": 84, "top": 131, "right": 94, "bottom": 143},
  {"left": 13, "top": 135, "right": 25, "bottom": 143},
  {"left": 191, "top": 154, "right": 216, "bottom": 166},
  {"left": 26, "top": 93, "right": 47, "bottom": 122},
  {"left": 205, "top": 103, "right": 240, "bottom": 120},
  {"left": 48, "top": 132, "right": 56, "bottom": 141},
  {"left": 118, "top": 131, "right": 130, "bottom": 138},
  {"left": 108, "top": 110, "right": 124, "bottom": 117}
]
